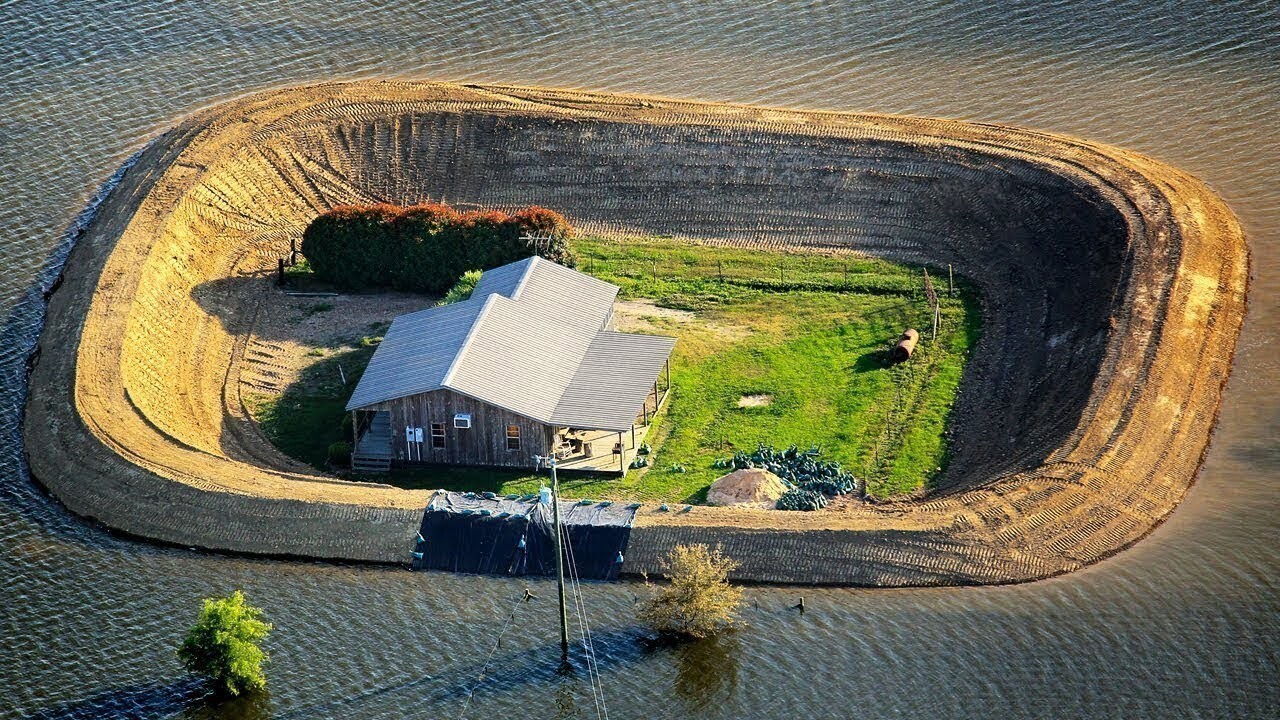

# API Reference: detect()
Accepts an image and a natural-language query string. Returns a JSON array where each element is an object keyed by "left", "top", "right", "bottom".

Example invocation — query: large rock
[{"left": 706, "top": 468, "right": 789, "bottom": 507}]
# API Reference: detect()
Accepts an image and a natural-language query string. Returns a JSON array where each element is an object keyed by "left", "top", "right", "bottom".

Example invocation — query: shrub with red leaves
[
  {"left": 301, "top": 204, "right": 399, "bottom": 291},
  {"left": 300, "top": 201, "right": 575, "bottom": 293}
]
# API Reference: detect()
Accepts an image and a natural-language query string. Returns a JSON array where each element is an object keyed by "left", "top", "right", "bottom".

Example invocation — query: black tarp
[{"left": 412, "top": 491, "right": 637, "bottom": 580}]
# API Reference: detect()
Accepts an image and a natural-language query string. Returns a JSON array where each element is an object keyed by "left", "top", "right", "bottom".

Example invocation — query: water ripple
[{"left": 0, "top": 1, "right": 1277, "bottom": 718}]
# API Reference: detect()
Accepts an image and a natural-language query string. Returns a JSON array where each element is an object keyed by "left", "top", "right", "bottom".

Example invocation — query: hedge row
[{"left": 300, "top": 202, "right": 575, "bottom": 293}]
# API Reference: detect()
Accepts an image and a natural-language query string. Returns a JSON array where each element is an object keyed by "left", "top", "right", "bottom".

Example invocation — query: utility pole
[{"left": 536, "top": 454, "right": 572, "bottom": 672}]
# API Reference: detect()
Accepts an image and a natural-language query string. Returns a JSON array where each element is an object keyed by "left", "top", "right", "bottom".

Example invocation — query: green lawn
[{"left": 248, "top": 236, "right": 980, "bottom": 502}]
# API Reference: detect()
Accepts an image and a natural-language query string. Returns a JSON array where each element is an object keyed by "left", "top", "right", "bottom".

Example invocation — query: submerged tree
[
  {"left": 178, "top": 590, "right": 272, "bottom": 697},
  {"left": 639, "top": 544, "right": 743, "bottom": 639}
]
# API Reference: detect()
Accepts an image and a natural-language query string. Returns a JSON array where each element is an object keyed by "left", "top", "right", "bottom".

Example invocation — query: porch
[
  {"left": 555, "top": 426, "right": 648, "bottom": 473},
  {"left": 555, "top": 381, "right": 671, "bottom": 474}
]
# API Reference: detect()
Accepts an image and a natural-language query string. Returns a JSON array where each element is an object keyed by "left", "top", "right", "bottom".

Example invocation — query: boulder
[{"left": 706, "top": 468, "right": 789, "bottom": 507}]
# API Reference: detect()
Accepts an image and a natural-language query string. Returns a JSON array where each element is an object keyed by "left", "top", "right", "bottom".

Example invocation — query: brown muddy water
[{"left": 1, "top": 1, "right": 1277, "bottom": 718}]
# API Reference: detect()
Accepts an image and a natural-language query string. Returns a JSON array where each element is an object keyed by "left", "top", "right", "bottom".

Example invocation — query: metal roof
[
  {"left": 550, "top": 332, "right": 677, "bottom": 430},
  {"left": 342, "top": 299, "right": 487, "bottom": 411},
  {"left": 469, "top": 256, "right": 618, "bottom": 333},
  {"left": 444, "top": 293, "right": 585, "bottom": 422},
  {"left": 346, "top": 258, "right": 673, "bottom": 431},
  {"left": 468, "top": 256, "right": 529, "bottom": 299}
]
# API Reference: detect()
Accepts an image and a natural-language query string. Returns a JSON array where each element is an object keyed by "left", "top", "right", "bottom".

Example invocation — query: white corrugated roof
[
  {"left": 550, "top": 332, "right": 677, "bottom": 429},
  {"left": 346, "top": 258, "right": 673, "bottom": 431},
  {"left": 343, "top": 300, "right": 488, "bottom": 410}
]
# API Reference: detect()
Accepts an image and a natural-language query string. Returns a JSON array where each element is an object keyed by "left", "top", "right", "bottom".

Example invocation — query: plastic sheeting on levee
[{"left": 412, "top": 491, "right": 637, "bottom": 580}]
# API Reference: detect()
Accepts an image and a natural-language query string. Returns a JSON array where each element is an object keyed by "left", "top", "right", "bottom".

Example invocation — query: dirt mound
[
  {"left": 23, "top": 80, "right": 1248, "bottom": 584},
  {"left": 707, "top": 469, "right": 789, "bottom": 507}
]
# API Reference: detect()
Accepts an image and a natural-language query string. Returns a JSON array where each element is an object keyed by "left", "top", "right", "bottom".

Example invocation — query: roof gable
[
  {"left": 468, "top": 256, "right": 534, "bottom": 299},
  {"left": 343, "top": 299, "right": 488, "bottom": 410},
  {"left": 444, "top": 293, "right": 591, "bottom": 421},
  {"left": 511, "top": 257, "right": 619, "bottom": 333}
]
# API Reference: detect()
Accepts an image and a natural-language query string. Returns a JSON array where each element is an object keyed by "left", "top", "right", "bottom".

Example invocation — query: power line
[
  {"left": 564, "top": 533, "right": 603, "bottom": 720},
  {"left": 458, "top": 589, "right": 534, "bottom": 720},
  {"left": 564, "top": 524, "right": 609, "bottom": 720},
  {"left": 571, "top": 550, "right": 605, "bottom": 718},
  {"left": 533, "top": 454, "right": 573, "bottom": 671}
]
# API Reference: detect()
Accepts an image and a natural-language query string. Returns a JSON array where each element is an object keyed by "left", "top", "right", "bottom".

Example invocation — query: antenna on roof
[{"left": 520, "top": 232, "right": 554, "bottom": 257}]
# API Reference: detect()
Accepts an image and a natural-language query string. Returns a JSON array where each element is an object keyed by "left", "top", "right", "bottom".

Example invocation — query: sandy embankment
[{"left": 23, "top": 81, "right": 1247, "bottom": 584}]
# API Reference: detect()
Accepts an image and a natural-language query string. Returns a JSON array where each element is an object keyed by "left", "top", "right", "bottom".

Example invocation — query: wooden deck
[
  {"left": 557, "top": 387, "right": 670, "bottom": 474},
  {"left": 557, "top": 426, "right": 650, "bottom": 473}
]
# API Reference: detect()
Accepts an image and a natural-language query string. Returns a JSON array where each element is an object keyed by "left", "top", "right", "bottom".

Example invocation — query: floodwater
[{"left": 1, "top": 1, "right": 1277, "bottom": 718}]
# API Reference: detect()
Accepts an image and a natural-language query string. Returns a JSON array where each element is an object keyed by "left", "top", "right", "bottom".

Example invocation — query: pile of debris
[
  {"left": 710, "top": 444, "right": 864, "bottom": 511},
  {"left": 706, "top": 468, "right": 790, "bottom": 508}
]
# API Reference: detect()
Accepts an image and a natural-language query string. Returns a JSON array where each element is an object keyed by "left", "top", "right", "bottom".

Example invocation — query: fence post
[
  {"left": 277, "top": 258, "right": 285, "bottom": 287},
  {"left": 718, "top": 260, "right": 724, "bottom": 283},
  {"left": 948, "top": 263, "right": 954, "bottom": 297}
]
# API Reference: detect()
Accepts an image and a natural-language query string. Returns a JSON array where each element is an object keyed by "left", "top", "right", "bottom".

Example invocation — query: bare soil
[
  {"left": 612, "top": 299, "right": 749, "bottom": 342},
  {"left": 236, "top": 290, "right": 424, "bottom": 395}
]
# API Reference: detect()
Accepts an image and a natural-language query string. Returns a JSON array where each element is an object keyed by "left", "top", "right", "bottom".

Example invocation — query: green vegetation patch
[
  {"left": 250, "top": 236, "right": 979, "bottom": 503},
  {"left": 569, "top": 237, "right": 980, "bottom": 501},
  {"left": 245, "top": 344, "right": 376, "bottom": 469}
]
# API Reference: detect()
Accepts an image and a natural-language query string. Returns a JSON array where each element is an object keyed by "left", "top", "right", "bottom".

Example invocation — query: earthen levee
[{"left": 23, "top": 81, "right": 1247, "bottom": 583}]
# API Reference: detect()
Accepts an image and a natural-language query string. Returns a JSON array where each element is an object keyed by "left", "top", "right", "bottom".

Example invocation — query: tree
[
  {"left": 391, "top": 202, "right": 460, "bottom": 292},
  {"left": 512, "top": 206, "right": 576, "bottom": 267},
  {"left": 459, "top": 209, "right": 517, "bottom": 270},
  {"left": 639, "top": 544, "right": 743, "bottom": 639},
  {"left": 441, "top": 269, "right": 482, "bottom": 305},
  {"left": 178, "top": 590, "right": 272, "bottom": 697}
]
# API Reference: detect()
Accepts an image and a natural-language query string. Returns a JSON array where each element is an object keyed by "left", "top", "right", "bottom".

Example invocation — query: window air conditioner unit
[{"left": 454, "top": 413, "right": 472, "bottom": 429}]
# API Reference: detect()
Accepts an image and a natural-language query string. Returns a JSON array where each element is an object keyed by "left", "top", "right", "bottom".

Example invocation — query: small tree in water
[
  {"left": 178, "top": 590, "right": 272, "bottom": 696},
  {"left": 639, "top": 544, "right": 743, "bottom": 639}
]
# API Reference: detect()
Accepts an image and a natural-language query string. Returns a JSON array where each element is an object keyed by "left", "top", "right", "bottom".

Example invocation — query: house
[{"left": 345, "top": 257, "right": 675, "bottom": 474}]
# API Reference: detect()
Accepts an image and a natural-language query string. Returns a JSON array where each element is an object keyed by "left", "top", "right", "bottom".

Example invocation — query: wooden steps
[
  {"left": 352, "top": 411, "right": 392, "bottom": 473},
  {"left": 351, "top": 453, "right": 391, "bottom": 473}
]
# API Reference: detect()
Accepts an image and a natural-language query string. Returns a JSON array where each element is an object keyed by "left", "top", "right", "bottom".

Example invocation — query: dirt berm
[{"left": 23, "top": 81, "right": 1247, "bottom": 584}]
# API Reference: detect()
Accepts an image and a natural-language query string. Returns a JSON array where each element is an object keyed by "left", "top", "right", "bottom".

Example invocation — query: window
[
  {"left": 506, "top": 425, "right": 521, "bottom": 451},
  {"left": 430, "top": 422, "right": 445, "bottom": 449}
]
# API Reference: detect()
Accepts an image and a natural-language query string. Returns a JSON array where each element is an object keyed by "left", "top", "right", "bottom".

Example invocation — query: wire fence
[{"left": 577, "top": 248, "right": 953, "bottom": 300}]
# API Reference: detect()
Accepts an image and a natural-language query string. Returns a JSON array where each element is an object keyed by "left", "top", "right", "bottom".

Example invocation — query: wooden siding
[{"left": 369, "top": 388, "right": 555, "bottom": 469}]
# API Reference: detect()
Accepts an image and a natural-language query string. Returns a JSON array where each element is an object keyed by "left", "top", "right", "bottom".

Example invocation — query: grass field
[{"left": 247, "top": 236, "right": 980, "bottom": 503}]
